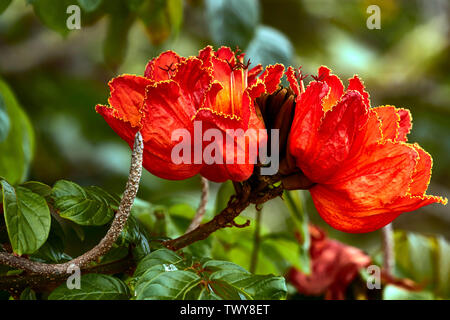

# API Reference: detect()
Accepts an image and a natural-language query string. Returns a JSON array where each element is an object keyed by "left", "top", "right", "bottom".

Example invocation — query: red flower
[
  {"left": 287, "top": 66, "right": 447, "bottom": 233},
  {"left": 288, "top": 225, "right": 371, "bottom": 300},
  {"left": 96, "top": 46, "right": 284, "bottom": 182}
]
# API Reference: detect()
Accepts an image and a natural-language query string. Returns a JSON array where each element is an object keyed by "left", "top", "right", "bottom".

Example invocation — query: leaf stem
[{"left": 249, "top": 206, "right": 262, "bottom": 273}]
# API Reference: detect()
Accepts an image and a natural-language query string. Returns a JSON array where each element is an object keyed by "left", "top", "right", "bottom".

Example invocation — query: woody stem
[
  {"left": 0, "top": 132, "right": 143, "bottom": 275},
  {"left": 382, "top": 223, "right": 395, "bottom": 276}
]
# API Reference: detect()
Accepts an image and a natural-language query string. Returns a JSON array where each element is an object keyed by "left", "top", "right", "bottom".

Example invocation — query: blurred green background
[{"left": 0, "top": 0, "right": 449, "bottom": 270}]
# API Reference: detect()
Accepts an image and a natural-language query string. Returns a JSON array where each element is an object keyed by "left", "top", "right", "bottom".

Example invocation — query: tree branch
[
  {"left": 0, "top": 132, "right": 144, "bottom": 275},
  {"left": 163, "top": 182, "right": 283, "bottom": 252},
  {"left": 382, "top": 223, "right": 395, "bottom": 276},
  {"left": 0, "top": 254, "right": 136, "bottom": 294},
  {"left": 186, "top": 177, "right": 209, "bottom": 233}
]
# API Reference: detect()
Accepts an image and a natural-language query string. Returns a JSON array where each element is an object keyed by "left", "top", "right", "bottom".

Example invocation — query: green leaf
[
  {"left": 134, "top": 249, "right": 287, "bottom": 300},
  {"left": 0, "top": 79, "right": 35, "bottom": 185},
  {"left": 117, "top": 215, "right": 151, "bottom": 261},
  {"left": 52, "top": 180, "right": 119, "bottom": 226},
  {"left": 1, "top": 180, "right": 51, "bottom": 255},
  {"left": 0, "top": 0, "right": 12, "bottom": 14},
  {"left": 284, "top": 190, "right": 310, "bottom": 274},
  {"left": 48, "top": 274, "right": 130, "bottom": 300},
  {"left": 29, "top": 0, "right": 77, "bottom": 36},
  {"left": 215, "top": 181, "right": 235, "bottom": 213},
  {"left": 30, "top": 218, "right": 71, "bottom": 263},
  {"left": 205, "top": 0, "right": 260, "bottom": 48},
  {"left": 77, "top": 0, "right": 102, "bottom": 12},
  {"left": 134, "top": 248, "right": 185, "bottom": 277},
  {"left": 383, "top": 285, "right": 434, "bottom": 300},
  {"left": 103, "top": 4, "right": 134, "bottom": 70},
  {"left": 137, "top": 0, "right": 171, "bottom": 46},
  {"left": 20, "top": 181, "right": 52, "bottom": 199},
  {"left": 20, "top": 288, "right": 37, "bottom": 300},
  {"left": 246, "top": 25, "right": 293, "bottom": 67},
  {"left": 0, "top": 93, "right": 10, "bottom": 142},
  {"left": 393, "top": 230, "right": 450, "bottom": 299},
  {"left": 167, "top": 0, "right": 183, "bottom": 36}
]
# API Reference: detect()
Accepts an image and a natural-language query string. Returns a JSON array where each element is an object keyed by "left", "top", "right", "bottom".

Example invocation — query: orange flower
[
  {"left": 287, "top": 66, "right": 447, "bottom": 233},
  {"left": 288, "top": 225, "right": 371, "bottom": 299},
  {"left": 96, "top": 46, "right": 284, "bottom": 182}
]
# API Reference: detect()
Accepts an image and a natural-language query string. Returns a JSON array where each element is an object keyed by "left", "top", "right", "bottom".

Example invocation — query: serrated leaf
[
  {"left": 77, "top": 0, "right": 102, "bottom": 12},
  {"left": 52, "top": 180, "right": 118, "bottom": 226},
  {"left": 48, "top": 274, "right": 130, "bottom": 300},
  {"left": 0, "top": 79, "right": 35, "bottom": 185},
  {"left": 206, "top": 0, "right": 259, "bottom": 48},
  {"left": 1, "top": 180, "right": 51, "bottom": 255}
]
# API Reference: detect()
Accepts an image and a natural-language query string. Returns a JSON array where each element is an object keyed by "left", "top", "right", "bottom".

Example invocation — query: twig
[
  {"left": 249, "top": 206, "right": 262, "bottom": 273},
  {"left": 163, "top": 183, "right": 283, "bottom": 252},
  {"left": 0, "top": 132, "right": 144, "bottom": 275},
  {"left": 186, "top": 177, "right": 209, "bottom": 233},
  {"left": 382, "top": 223, "right": 395, "bottom": 276}
]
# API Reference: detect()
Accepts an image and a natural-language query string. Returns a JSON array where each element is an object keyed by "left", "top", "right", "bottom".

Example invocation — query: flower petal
[
  {"left": 373, "top": 105, "right": 400, "bottom": 141},
  {"left": 326, "top": 141, "right": 419, "bottom": 210},
  {"left": 107, "top": 75, "right": 152, "bottom": 127},
  {"left": 141, "top": 80, "right": 201, "bottom": 180},
  {"left": 409, "top": 144, "right": 432, "bottom": 196},
  {"left": 144, "top": 50, "right": 185, "bottom": 81},
  {"left": 293, "top": 90, "right": 369, "bottom": 183},
  {"left": 310, "top": 184, "right": 403, "bottom": 233},
  {"left": 260, "top": 64, "right": 284, "bottom": 94},
  {"left": 286, "top": 66, "right": 301, "bottom": 96},
  {"left": 248, "top": 64, "right": 263, "bottom": 86},
  {"left": 397, "top": 108, "right": 412, "bottom": 141},
  {"left": 318, "top": 66, "right": 344, "bottom": 111},
  {"left": 95, "top": 104, "right": 138, "bottom": 147},
  {"left": 289, "top": 81, "right": 329, "bottom": 167},
  {"left": 198, "top": 45, "right": 214, "bottom": 69},
  {"left": 348, "top": 75, "right": 370, "bottom": 108},
  {"left": 172, "top": 57, "right": 214, "bottom": 114},
  {"left": 373, "top": 106, "right": 413, "bottom": 142}
]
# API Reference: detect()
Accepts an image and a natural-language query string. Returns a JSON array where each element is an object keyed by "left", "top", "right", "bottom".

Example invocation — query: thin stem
[
  {"left": 0, "top": 132, "right": 144, "bottom": 275},
  {"left": 163, "top": 183, "right": 283, "bottom": 252},
  {"left": 382, "top": 223, "right": 395, "bottom": 276},
  {"left": 249, "top": 206, "right": 262, "bottom": 273},
  {"left": 186, "top": 177, "right": 209, "bottom": 233}
]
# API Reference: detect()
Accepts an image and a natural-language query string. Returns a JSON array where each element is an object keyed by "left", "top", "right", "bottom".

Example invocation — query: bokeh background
[{"left": 0, "top": 0, "right": 449, "bottom": 299}]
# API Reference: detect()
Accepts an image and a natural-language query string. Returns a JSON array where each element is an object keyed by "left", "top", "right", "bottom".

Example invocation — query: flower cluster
[
  {"left": 96, "top": 46, "right": 447, "bottom": 233},
  {"left": 96, "top": 46, "right": 284, "bottom": 182},
  {"left": 286, "top": 66, "right": 447, "bottom": 232}
]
